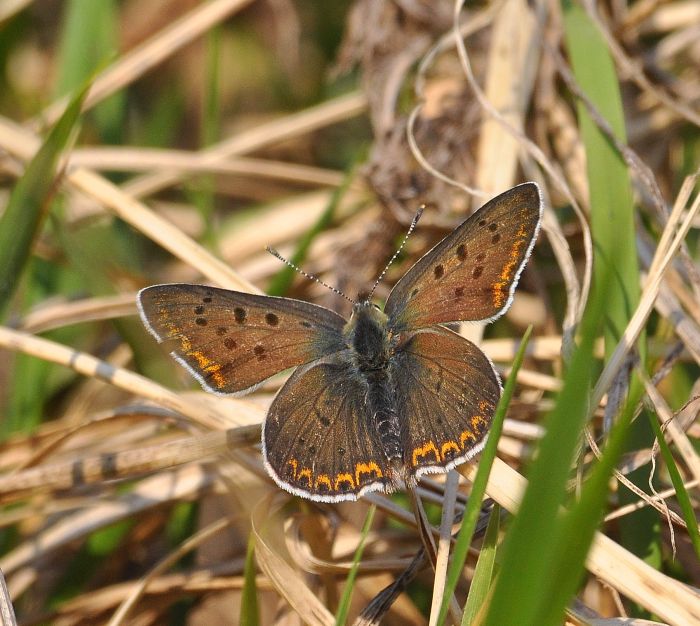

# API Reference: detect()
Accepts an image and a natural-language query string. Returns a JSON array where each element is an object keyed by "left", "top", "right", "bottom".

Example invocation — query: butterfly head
[{"left": 349, "top": 299, "right": 387, "bottom": 326}]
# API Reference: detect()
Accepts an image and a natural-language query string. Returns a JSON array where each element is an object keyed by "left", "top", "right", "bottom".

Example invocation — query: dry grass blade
[
  {"left": 0, "top": 568, "right": 17, "bottom": 626},
  {"left": 0, "top": 326, "right": 235, "bottom": 430},
  {"left": 1, "top": 465, "right": 214, "bottom": 584},
  {"left": 123, "top": 91, "right": 367, "bottom": 199},
  {"left": 35, "top": 0, "right": 256, "bottom": 128},
  {"left": 592, "top": 179, "right": 700, "bottom": 407},
  {"left": 108, "top": 517, "right": 231, "bottom": 626},
  {"left": 70, "top": 168, "right": 260, "bottom": 291},
  {"left": 582, "top": 1, "right": 700, "bottom": 128},
  {"left": 605, "top": 479, "right": 700, "bottom": 522},
  {"left": 251, "top": 496, "right": 335, "bottom": 626},
  {"left": 643, "top": 375, "right": 700, "bottom": 483},
  {"left": 19, "top": 293, "right": 138, "bottom": 334},
  {"left": 0, "top": 426, "right": 260, "bottom": 504},
  {"left": 70, "top": 148, "right": 346, "bottom": 187},
  {"left": 473, "top": 0, "right": 543, "bottom": 195},
  {"left": 428, "top": 470, "right": 458, "bottom": 626},
  {"left": 0, "top": 0, "right": 31, "bottom": 24},
  {"left": 353, "top": 549, "right": 426, "bottom": 626}
]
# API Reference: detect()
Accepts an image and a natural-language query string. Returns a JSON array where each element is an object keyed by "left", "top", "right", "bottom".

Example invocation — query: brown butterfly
[{"left": 138, "top": 183, "right": 542, "bottom": 502}]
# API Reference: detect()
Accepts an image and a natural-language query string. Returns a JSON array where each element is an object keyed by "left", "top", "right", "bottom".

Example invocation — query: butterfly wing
[
  {"left": 263, "top": 360, "right": 393, "bottom": 502},
  {"left": 385, "top": 182, "right": 542, "bottom": 331},
  {"left": 138, "top": 284, "right": 348, "bottom": 395},
  {"left": 391, "top": 328, "right": 501, "bottom": 477}
]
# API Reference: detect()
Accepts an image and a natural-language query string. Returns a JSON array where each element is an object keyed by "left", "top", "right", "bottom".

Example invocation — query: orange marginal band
[
  {"left": 492, "top": 223, "right": 530, "bottom": 308},
  {"left": 285, "top": 458, "right": 384, "bottom": 493}
]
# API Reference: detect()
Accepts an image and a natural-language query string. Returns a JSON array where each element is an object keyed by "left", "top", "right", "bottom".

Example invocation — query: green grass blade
[
  {"left": 533, "top": 395, "right": 636, "bottom": 625},
  {"left": 203, "top": 26, "right": 221, "bottom": 148},
  {"left": 240, "top": 534, "right": 260, "bottom": 626},
  {"left": 0, "top": 83, "right": 88, "bottom": 317},
  {"left": 561, "top": 2, "right": 638, "bottom": 346},
  {"left": 56, "top": 0, "right": 122, "bottom": 142},
  {"left": 437, "top": 326, "right": 533, "bottom": 625},
  {"left": 55, "top": 0, "right": 115, "bottom": 96},
  {"left": 647, "top": 412, "right": 700, "bottom": 559},
  {"left": 481, "top": 294, "right": 603, "bottom": 626},
  {"left": 461, "top": 503, "right": 500, "bottom": 625},
  {"left": 191, "top": 24, "right": 221, "bottom": 244},
  {"left": 335, "top": 504, "right": 376, "bottom": 626},
  {"left": 562, "top": 0, "right": 660, "bottom": 585}
]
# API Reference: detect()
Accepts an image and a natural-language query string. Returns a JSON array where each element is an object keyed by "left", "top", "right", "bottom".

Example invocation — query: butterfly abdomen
[{"left": 365, "top": 370, "right": 402, "bottom": 462}]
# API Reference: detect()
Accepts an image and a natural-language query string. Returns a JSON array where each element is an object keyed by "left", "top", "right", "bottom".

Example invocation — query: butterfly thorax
[{"left": 345, "top": 301, "right": 395, "bottom": 372}]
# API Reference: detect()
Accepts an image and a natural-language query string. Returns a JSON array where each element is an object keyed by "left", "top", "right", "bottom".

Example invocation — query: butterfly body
[
  {"left": 343, "top": 302, "right": 403, "bottom": 470},
  {"left": 138, "top": 183, "right": 543, "bottom": 502}
]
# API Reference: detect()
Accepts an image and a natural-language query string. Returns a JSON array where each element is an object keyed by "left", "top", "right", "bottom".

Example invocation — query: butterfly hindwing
[
  {"left": 385, "top": 182, "right": 542, "bottom": 331},
  {"left": 263, "top": 360, "right": 392, "bottom": 502},
  {"left": 138, "top": 284, "right": 347, "bottom": 394},
  {"left": 391, "top": 328, "right": 501, "bottom": 476}
]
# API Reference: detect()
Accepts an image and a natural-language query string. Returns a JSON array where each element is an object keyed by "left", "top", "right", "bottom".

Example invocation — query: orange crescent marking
[
  {"left": 203, "top": 362, "right": 226, "bottom": 388},
  {"left": 355, "top": 461, "right": 383, "bottom": 485},
  {"left": 412, "top": 441, "right": 440, "bottom": 467},
  {"left": 471, "top": 414, "right": 486, "bottom": 429},
  {"left": 441, "top": 440, "right": 460, "bottom": 461},
  {"left": 492, "top": 224, "right": 529, "bottom": 308},
  {"left": 211, "top": 371, "right": 226, "bottom": 388},
  {"left": 287, "top": 459, "right": 298, "bottom": 479},
  {"left": 334, "top": 473, "right": 355, "bottom": 491},
  {"left": 297, "top": 468, "right": 312, "bottom": 487},
  {"left": 315, "top": 474, "right": 332, "bottom": 490},
  {"left": 163, "top": 319, "right": 192, "bottom": 352},
  {"left": 460, "top": 429, "right": 477, "bottom": 448},
  {"left": 189, "top": 350, "right": 212, "bottom": 369}
]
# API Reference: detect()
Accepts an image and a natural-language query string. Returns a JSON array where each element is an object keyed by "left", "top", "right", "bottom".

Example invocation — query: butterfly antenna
[
  {"left": 266, "top": 247, "right": 355, "bottom": 305},
  {"left": 368, "top": 205, "right": 424, "bottom": 299}
]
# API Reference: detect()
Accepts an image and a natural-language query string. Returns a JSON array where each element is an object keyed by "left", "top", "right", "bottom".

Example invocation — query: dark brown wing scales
[
  {"left": 391, "top": 328, "right": 501, "bottom": 477},
  {"left": 138, "top": 284, "right": 347, "bottom": 394},
  {"left": 263, "top": 361, "right": 392, "bottom": 501},
  {"left": 385, "top": 183, "right": 542, "bottom": 330}
]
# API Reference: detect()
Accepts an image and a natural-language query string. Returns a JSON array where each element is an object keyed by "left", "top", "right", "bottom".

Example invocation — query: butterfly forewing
[
  {"left": 391, "top": 328, "right": 501, "bottom": 476},
  {"left": 263, "top": 361, "right": 392, "bottom": 502},
  {"left": 138, "top": 284, "right": 347, "bottom": 394},
  {"left": 385, "top": 183, "right": 542, "bottom": 331}
]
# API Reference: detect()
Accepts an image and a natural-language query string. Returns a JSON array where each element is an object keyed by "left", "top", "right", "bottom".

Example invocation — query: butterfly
[{"left": 138, "top": 182, "right": 542, "bottom": 502}]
